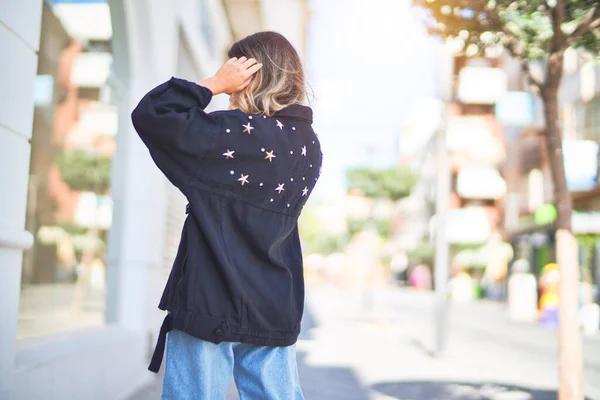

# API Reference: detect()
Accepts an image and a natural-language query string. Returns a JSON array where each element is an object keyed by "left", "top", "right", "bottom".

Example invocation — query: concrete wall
[{"left": 0, "top": 0, "right": 42, "bottom": 398}]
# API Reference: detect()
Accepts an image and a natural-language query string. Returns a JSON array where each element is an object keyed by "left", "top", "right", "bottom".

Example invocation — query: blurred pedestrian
[
  {"left": 409, "top": 264, "right": 432, "bottom": 291},
  {"left": 481, "top": 233, "right": 513, "bottom": 300},
  {"left": 390, "top": 252, "right": 408, "bottom": 283},
  {"left": 539, "top": 263, "right": 560, "bottom": 328},
  {"left": 132, "top": 32, "right": 321, "bottom": 399}
]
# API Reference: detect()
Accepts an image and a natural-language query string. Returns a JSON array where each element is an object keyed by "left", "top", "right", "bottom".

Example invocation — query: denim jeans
[{"left": 162, "top": 329, "right": 304, "bottom": 400}]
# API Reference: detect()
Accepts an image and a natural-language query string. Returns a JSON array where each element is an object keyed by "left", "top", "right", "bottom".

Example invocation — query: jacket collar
[{"left": 272, "top": 104, "right": 313, "bottom": 124}]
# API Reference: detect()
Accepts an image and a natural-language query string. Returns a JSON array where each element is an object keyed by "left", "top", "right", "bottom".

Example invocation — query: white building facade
[{"left": 0, "top": 0, "right": 309, "bottom": 399}]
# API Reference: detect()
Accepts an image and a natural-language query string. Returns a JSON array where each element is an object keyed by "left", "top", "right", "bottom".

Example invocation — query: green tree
[
  {"left": 346, "top": 167, "right": 415, "bottom": 201},
  {"left": 346, "top": 167, "right": 414, "bottom": 240},
  {"left": 413, "top": 1, "right": 599, "bottom": 397},
  {"left": 55, "top": 150, "right": 111, "bottom": 193}
]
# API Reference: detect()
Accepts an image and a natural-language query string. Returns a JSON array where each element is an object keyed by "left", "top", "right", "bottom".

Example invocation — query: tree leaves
[
  {"left": 413, "top": 0, "right": 600, "bottom": 60},
  {"left": 55, "top": 150, "right": 112, "bottom": 193},
  {"left": 346, "top": 167, "right": 415, "bottom": 201}
]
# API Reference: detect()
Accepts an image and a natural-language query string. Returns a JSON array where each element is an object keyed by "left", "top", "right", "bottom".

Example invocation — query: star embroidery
[
  {"left": 301, "top": 146, "right": 307, "bottom": 156},
  {"left": 276, "top": 120, "right": 284, "bottom": 130},
  {"left": 242, "top": 123, "right": 254, "bottom": 134},
  {"left": 302, "top": 187, "right": 309, "bottom": 196},
  {"left": 238, "top": 174, "right": 249, "bottom": 186},
  {"left": 275, "top": 183, "right": 285, "bottom": 194},
  {"left": 265, "top": 150, "right": 276, "bottom": 162},
  {"left": 223, "top": 149, "right": 235, "bottom": 159}
]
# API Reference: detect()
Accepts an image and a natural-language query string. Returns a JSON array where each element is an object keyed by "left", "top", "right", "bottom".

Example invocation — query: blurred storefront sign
[
  {"left": 70, "top": 52, "right": 112, "bottom": 87},
  {"left": 457, "top": 67, "right": 507, "bottom": 104},
  {"left": 457, "top": 166, "right": 506, "bottom": 199},
  {"left": 572, "top": 212, "right": 600, "bottom": 234},
  {"left": 563, "top": 140, "right": 599, "bottom": 191},
  {"left": 432, "top": 207, "right": 491, "bottom": 244},
  {"left": 495, "top": 91, "right": 534, "bottom": 129}
]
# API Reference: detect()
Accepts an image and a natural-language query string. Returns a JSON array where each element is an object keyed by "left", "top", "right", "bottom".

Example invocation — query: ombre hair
[{"left": 228, "top": 31, "right": 306, "bottom": 116}]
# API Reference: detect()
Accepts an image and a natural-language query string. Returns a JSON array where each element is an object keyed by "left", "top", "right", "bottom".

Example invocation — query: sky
[{"left": 306, "top": 0, "right": 441, "bottom": 199}]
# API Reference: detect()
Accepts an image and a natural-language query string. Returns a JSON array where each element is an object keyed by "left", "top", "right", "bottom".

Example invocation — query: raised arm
[{"left": 131, "top": 58, "right": 262, "bottom": 190}]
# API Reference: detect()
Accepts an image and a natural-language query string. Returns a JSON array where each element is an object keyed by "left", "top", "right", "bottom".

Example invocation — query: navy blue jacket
[{"left": 131, "top": 77, "right": 322, "bottom": 372}]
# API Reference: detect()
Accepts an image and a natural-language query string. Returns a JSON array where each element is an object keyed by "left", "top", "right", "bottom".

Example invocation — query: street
[{"left": 130, "top": 284, "right": 600, "bottom": 400}]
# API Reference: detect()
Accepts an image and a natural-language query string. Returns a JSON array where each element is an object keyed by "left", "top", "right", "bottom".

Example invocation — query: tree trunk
[{"left": 542, "top": 60, "right": 584, "bottom": 400}]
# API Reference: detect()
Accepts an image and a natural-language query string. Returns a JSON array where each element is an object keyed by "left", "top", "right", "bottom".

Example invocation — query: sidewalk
[{"left": 128, "top": 285, "right": 600, "bottom": 400}]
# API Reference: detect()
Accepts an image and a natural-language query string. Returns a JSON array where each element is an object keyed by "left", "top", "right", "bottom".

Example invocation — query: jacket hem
[
  {"left": 148, "top": 308, "right": 301, "bottom": 373},
  {"left": 170, "top": 308, "right": 300, "bottom": 346}
]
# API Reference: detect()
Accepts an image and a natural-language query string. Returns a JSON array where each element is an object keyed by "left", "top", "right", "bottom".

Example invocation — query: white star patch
[
  {"left": 275, "top": 183, "right": 285, "bottom": 194},
  {"left": 276, "top": 120, "right": 284, "bottom": 130},
  {"left": 223, "top": 149, "right": 235, "bottom": 159},
  {"left": 265, "top": 150, "right": 276, "bottom": 162},
  {"left": 238, "top": 174, "right": 249, "bottom": 186},
  {"left": 242, "top": 123, "right": 254, "bottom": 134},
  {"left": 302, "top": 187, "right": 309, "bottom": 196},
  {"left": 301, "top": 146, "right": 307, "bottom": 156}
]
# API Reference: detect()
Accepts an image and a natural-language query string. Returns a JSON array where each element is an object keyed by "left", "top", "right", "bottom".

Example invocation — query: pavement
[{"left": 128, "top": 284, "right": 600, "bottom": 400}]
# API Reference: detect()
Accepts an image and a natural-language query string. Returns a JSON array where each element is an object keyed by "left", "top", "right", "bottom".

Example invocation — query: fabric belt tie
[{"left": 148, "top": 313, "right": 173, "bottom": 373}]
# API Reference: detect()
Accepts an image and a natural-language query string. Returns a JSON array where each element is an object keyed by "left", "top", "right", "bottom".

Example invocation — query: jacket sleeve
[{"left": 131, "top": 77, "right": 221, "bottom": 189}]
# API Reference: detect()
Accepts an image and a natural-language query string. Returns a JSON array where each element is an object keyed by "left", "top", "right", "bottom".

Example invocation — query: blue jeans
[{"left": 162, "top": 330, "right": 304, "bottom": 400}]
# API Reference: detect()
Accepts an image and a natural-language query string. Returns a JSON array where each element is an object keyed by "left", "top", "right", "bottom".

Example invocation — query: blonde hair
[{"left": 228, "top": 32, "right": 306, "bottom": 116}]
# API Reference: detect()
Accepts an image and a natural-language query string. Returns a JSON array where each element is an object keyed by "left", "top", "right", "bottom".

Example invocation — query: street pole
[
  {"left": 433, "top": 43, "right": 453, "bottom": 356},
  {"left": 434, "top": 103, "right": 450, "bottom": 356}
]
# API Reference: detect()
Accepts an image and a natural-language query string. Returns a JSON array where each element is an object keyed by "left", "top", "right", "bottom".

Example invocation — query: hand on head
[{"left": 198, "top": 57, "right": 262, "bottom": 95}]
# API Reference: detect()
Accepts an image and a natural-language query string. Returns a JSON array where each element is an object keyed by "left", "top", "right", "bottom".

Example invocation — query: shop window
[{"left": 19, "top": 2, "right": 114, "bottom": 340}]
